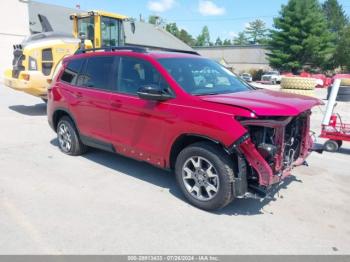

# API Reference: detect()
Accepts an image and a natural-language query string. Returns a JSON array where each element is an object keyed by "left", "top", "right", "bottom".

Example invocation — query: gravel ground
[{"left": 0, "top": 82, "right": 349, "bottom": 255}]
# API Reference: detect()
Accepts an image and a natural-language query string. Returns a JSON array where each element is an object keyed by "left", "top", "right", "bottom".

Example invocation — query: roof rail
[
  {"left": 74, "top": 46, "right": 147, "bottom": 55},
  {"left": 153, "top": 48, "right": 200, "bottom": 56},
  {"left": 74, "top": 45, "right": 200, "bottom": 56}
]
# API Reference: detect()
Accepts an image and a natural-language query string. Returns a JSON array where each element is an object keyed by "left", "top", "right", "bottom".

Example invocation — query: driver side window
[{"left": 118, "top": 57, "right": 172, "bottom": 96}]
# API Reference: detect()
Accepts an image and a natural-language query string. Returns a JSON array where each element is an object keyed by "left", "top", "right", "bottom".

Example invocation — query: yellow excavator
[{"left": 3, "top": 11, "right": 128, "bottom": 100}]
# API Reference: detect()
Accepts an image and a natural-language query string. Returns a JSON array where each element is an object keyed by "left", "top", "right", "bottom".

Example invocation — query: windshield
[{"left": 158, "top": 58, "right": 252, "bottom": 95}]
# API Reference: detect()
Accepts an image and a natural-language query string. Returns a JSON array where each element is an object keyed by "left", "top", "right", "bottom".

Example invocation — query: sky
[{"left": 38, "top": 0, "right": 350, "bottom": 40}]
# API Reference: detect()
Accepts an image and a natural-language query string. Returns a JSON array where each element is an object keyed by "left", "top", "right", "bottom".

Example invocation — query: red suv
[{"left": 47, "top": 47, "right": 321, "bottom": 210}]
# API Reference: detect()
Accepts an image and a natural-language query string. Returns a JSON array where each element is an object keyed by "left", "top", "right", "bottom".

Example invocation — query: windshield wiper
[{"left": 193, "top": 92, "right": 221, "bottom": 96}]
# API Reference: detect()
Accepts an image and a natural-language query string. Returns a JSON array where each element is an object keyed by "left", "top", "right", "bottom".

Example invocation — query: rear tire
[
  {"left": 337, "top": 140, "right": 343, "bottom": 148},
  {"left": 324, "top": 140, "right": 339, "bottom": 153},
  {"left": 57, "top": 116, "right": 87, "bottom": 156},
  {"left": 175, "top": 142, "right": 235, "bottom": 211}
]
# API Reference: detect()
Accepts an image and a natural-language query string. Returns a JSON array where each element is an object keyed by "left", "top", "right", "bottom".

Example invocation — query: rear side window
[
  {"left": 60, "top": 59, "right": 84, "bottom": 85},
  {"left": 78, "top": 56, "right": 115, "bottom": 91}
]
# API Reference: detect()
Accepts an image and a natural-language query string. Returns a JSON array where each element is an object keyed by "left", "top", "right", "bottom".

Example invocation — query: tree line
[
  {"left": 269, "top": 0, "right": 349, "bottom": 73},
  {"left": 148, "top": 0, "right": 350, "bottom": 73},
  {"left": 148, "top": 16, "right": 269, "bottom": 47}
]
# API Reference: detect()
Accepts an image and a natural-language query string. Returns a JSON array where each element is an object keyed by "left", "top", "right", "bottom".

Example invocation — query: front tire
[
  {"left": 175, "top": 142, "right": 235, "bottom": 211},
  {"left": 57, "top": 116, "right": 87, "bottom": 156}
]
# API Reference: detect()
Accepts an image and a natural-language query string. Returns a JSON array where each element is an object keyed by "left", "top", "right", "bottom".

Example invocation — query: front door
[{"left": 109, "top": 56, "right": 175, "bottom": 167}]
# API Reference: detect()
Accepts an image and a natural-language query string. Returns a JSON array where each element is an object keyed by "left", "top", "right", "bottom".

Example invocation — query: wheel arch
[
  {"left": 52, "top": 108, "right": 78, "bottom": 133},
  {"left": 168, "top": 133, "right": 231, "bottom": 170}
]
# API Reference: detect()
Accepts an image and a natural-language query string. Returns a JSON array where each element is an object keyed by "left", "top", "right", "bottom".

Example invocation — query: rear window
[
  {"left": 60, "top": 59, "right": 84, "bottom": 85},
  {"left": 78, "top": 56, "right": 115, "bottom": 91}
]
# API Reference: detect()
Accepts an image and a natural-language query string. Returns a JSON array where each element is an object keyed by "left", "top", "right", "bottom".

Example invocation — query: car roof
[{"left": 64, "top": 49, "right": 202, "bottom": 63}]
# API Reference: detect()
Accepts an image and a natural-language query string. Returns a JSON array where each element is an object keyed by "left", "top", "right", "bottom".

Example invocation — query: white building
[{"left": 0, "top": 0, "right": 29, "bottom": 81}]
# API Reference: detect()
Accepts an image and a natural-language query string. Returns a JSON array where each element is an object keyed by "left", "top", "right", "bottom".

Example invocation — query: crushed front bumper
[
  {"left": 3, "top": 68, "right": 49, "bottom": 98},
  {"left": 233, "top": 112, "right": 313, "bottom": 188}
]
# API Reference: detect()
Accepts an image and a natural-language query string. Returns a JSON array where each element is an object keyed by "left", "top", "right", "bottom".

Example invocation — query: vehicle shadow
[
  {"left": 50, "top": 138, "right": 301, "bottom": 216},
  {"left": 339, "top": 147, "right": 350, "bottom": 155},
  {"left": 217, "top": 175, "right": 301, "bottom": 216},
  {"left": 9, "top": 103, "right": 46, "bottom": 116},
  {"left": 314, "top": 142, "right": 350, "bottom": 155}
]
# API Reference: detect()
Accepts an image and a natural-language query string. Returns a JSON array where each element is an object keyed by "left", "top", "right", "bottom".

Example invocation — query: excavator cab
[{"left": 71, "top": 11, "right": 127, "bottom": 48}]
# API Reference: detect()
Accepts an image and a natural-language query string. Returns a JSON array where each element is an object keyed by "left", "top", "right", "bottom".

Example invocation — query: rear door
[{"left": 69, "top": 55, "right": 117, "bottom": 142}]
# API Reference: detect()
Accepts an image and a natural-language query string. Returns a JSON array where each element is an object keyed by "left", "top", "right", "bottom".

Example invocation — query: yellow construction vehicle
[{"left": 3, "top": 11, "right": 127, "bottom": 100}]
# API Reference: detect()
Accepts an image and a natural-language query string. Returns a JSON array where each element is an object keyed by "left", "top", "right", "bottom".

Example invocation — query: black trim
[
  {"left": 75, "top": 45, "right": 200, "bottom": 56},
  {"left": 80, "top": 135, "right": 116, "bottom": 153},
  {"left": 228, "top": 132, "right": 250, "bottom": 154},
  {"left": 75, "top": 46, "right": 147, "bottom": 55},
  {"left": 234, "top": 156, "right": 248, "bottom": 197}
]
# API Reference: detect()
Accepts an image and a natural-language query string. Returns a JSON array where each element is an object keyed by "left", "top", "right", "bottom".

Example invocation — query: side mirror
[{"left": 137, "top": 85, "right": 172, "bottom": 101}]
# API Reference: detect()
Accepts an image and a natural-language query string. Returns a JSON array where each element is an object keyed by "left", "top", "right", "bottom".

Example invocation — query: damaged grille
[{"left": 242, "top": 112, "right": 309, "bottom": 176}]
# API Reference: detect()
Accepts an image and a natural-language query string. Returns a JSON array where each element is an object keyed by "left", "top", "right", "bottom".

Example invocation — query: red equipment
[
  {"left": 320, "top": 79, "right": 350, "bottom": 152},
  {"left": 321, "top": 114, "right": 350, "bottom": 152}
]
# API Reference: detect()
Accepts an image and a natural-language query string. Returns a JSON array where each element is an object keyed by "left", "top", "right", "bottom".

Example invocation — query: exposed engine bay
[{"left": 237, "top": 111, "right": 311, "bottom": 188}]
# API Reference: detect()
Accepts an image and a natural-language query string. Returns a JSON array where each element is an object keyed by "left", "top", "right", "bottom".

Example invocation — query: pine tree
[
  {"left": 268, "top": 0, "right": 335, "bottom": 72},
  {"left": 322, "top": 0, "right": 349, "bottom": 68},
  {"left": 323, "top": 0, "right": 348, "bottom": 34},
  {"left": 335, "top": 25, "right": 350, "bottom": 70},
  {"left": 223, "top": 39, "right": 232, "bottom": 45},
  {"left": 196, "top": 26, "right": 211, "bottom": 46},
  {"left": 215, "top": 37, "right": 223, "bottom": 46},
  {"left": 245, "top": 19, "right": 268, "bottom": 44},
  {"left": 178, "top": 29, "right": 195, "bottom": 46},
  {"left": 165, "top": 23, "right": 195, "bottom": 46},
  {"left": 233, "top": 32, "right": 248, "bottom": 45},
  {"left": 166, "top": 23, "right": 180, "bottom": 36}
]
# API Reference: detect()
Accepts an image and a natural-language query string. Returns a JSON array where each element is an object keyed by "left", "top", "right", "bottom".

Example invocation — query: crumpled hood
[{"left": 199, "top": 89, "right": 322, "bottom": 117}]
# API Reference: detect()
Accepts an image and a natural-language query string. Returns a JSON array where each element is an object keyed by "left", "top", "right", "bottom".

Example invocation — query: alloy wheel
[
  {"left": 58, "top": 122, "right": 72, "bottom": 153},
  {"left": 182, "top": 156, "right": 220, "bottom": 201}
]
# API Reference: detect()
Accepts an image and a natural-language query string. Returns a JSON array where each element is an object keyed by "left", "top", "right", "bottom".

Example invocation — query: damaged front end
[{"left": 232, "top": 111, "right": 313, "bottom": 196}]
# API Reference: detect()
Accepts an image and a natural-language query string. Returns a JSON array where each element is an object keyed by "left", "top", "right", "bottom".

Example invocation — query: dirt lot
[{"left": 0, "top": 82, "right": 349, "bottom": 255}]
